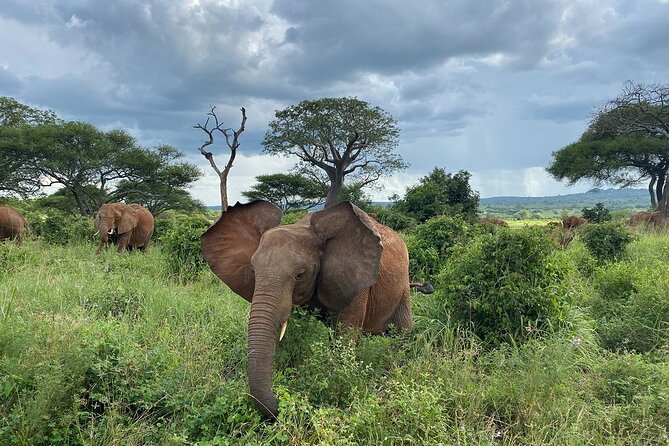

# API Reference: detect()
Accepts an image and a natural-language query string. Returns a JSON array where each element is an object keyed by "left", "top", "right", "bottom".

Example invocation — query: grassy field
[{"left": 1, "top": 229, "right": 668, "bottom": 445}]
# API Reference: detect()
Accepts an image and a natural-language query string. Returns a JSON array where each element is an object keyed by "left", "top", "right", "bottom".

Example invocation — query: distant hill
[{"left": 480, "top": 188, "right": 650, "bottom": 219}]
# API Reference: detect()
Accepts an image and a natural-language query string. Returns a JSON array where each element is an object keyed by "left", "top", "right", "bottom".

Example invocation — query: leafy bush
[
  {"left": 406, "top": 215, "right": 478, "bottom": 281},
  {"left": 372, "top": 207, "right": 417, "bottom": 232},
  {"left": 581, "top": 221, "right": 634, "bottom": 262},
  {"left": 39, "top": 212, "right": 95, "bottom": 244},
  {"left": 160, "top": 215, "right": 212, "bottom": 282},
  {"left": 281, "top": 210, "right": 308, "bottom": 225},
  {"left": 581, "top": 202, "right": 611, "bottom": 223},
  {"left": 590, "top": 261, "right": 669, "bottom": 353},
  {"left": 432, "top": 227, "right": 570, "bottom": 345}
]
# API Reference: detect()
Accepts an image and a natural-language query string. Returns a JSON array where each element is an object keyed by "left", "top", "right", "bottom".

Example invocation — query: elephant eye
[{"left": 295, "top": 269, "right": 306, "bottom": 279}]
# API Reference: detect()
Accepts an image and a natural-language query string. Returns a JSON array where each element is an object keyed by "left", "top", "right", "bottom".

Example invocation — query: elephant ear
[
  {"left": 200, "top": 201, "right": 283, "bottom": 302},
  {"left": 310, "top": 201, "right": 382, "bottom": 311},
  {"left": 118, "top": 207, "right": 138, "bottom": 234}
]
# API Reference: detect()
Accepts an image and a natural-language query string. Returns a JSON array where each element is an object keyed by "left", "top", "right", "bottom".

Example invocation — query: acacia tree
[
  {"left": 194, "top": 106, "right": 247, "bottom": 212},
  {"left": 0, "top": 97, "right": 60, "bottom": 196},
  {"left": 242, "top": 173, "right": 325, "bottom": 211},
  {"left": 263, "top": 97, "right": 407, "bottom": 208},
  {"left": 549, "top": 81, "right": 669, "bottom": 218},
  {"left": 0, "top": 121, "right": 201, "bottom": 216}
]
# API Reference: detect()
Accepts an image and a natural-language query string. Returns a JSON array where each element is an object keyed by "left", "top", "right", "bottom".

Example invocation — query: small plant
[
  {"left": 581, "top": 221, "right": 634, "bottom": 262},
  {"left": 432, "top": 227, "right": 570, "bottom": 345},
  {"left": 581, "top": 202, "right": 611, "bottom": 223},
  {"left": 160, "top": 215, "right": 212, "bottom": 282}
]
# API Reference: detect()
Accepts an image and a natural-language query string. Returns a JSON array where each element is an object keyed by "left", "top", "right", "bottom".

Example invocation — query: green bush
[
  {"left": 432, "top": 227, "right": 570, "bottom": 345},
  {"left": 590, "top": 261, "right": 669, "bottom": 353},
  {"left": 581, "top": 222, "right": 634, "bottom": 262},
  {"left": 581, "top": 202, "right": 611, "bottom": 223},
  {"left": 372, "top": 207, "right": 417, "bottom": 232},
  {"left": 281, "top": 209, "right": 308, "bottom": 225},
  {"left": 39, "top": 212, "right": 95, "bottom": 244},
  {"left": 406, "top": 215, "right": 478, "bottom": 281},
  {"left": 160, "top": 215, "right": 212, "bottom": 282}
]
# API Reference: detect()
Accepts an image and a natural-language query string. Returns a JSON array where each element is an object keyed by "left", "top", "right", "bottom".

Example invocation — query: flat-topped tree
[
  {"left": 194, "top": 106, "right": 247, "bottom": 212},
  {"left": 262, "top": 97, "right": 407, "bottom": 208}
]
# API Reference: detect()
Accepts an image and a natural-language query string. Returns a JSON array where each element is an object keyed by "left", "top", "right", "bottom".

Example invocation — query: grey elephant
[
  {"left": 94, "top": 203, "right": 154, "bottom": 253},
  {"left": 201, "top": 200, "right": 431, "bottom": 418}
]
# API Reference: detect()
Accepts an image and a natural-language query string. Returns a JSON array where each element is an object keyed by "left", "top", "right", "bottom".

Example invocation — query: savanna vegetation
[{"left": 1, "top": 207, "right": 668, "bottom": 445}]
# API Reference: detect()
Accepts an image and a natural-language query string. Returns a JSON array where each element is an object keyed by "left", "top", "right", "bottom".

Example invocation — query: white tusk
[
  {"left": 94, "top": 230, "right": 99, "bottom": 236},
  {"left": 108, "top": 228, "right": 115, "bottom": 235},
  {"left": 279, "top": 321, "right": 288, "bottom": 341}
]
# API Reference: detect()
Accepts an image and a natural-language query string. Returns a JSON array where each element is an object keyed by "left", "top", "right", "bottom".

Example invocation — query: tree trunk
[
  {"left": 220, "top": 172, "right": 228, "bottom": 213},
  {"left": 649, "top": 175, "right": 657, "bottom": 209},
  {"left": 660, "top": 168, "right": 669, "bottom": 221},
  {"left": 324, "top": 171, "right": 343, "bottom": 209},
  {"left": 656, "top": 171, "right": 665, "bottom": 205}
]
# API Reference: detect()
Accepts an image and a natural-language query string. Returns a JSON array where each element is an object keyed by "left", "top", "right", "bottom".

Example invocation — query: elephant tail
[{"left": 410, "top": 282, "right": 434, "bottom": 294}]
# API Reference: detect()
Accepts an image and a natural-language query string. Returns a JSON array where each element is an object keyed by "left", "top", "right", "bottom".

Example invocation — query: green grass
[{"left": 1, "top": 232, "right": 669, "bottom": 445}]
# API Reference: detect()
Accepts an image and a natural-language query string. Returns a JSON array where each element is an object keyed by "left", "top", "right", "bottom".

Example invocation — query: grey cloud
[
  {"left": 521, "top": 95, "right": 595, "bottom": 124},
  {"left": 0, "top": 67, "right": 23, "bottom": 94}
]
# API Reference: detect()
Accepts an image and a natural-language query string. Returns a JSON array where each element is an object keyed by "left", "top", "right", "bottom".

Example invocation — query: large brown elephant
[
  {"left": 201, "top": 200, "right": 424, "bottom": 418},
  {"left": 628, "top": 211, "right": 661, "bottom": 227},
  {"left": 0, "top": 206, "right": 28, "bottom": 244},
  {"left": 562, "top": 215, "right": 587, "bottom": 230},
  {"left": 94, "top": 203, "right": 154, "bottom": 253}
]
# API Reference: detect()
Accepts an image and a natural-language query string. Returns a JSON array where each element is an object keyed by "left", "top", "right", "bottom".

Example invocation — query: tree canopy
[
  {"left": 394, "top": 168, "right": 479, "bottom": 223},
  {"left": 548, "top": 81, "right": 669, "bottom": 214},
  {"left": 242, "top": 173, "right": 325, "bottom": 211},
  {"left": 0, "top": 118, "right": 202, "bottom": 216},
  {"left": 262, "top": 97, "right": 407, "bottom": 208}
]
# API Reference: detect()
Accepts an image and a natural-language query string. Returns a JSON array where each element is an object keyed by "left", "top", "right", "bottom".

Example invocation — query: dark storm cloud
[
  {"left": 270, "top": 0, "right": 565, "bottom": 83},
  {"left": 2, "top": 0, "right": 669, "bottom": 202}
]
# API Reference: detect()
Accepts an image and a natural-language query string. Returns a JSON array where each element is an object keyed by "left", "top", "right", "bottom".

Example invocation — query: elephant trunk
[{"left": 246, "top": 287, "right": 292, "bottom": 419}]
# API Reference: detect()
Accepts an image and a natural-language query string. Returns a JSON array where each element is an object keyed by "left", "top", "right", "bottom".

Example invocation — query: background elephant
[
  {"left": 562, "top": 215, "right": 587, "bottom": 230},
  {"left": 629, "top": 210, "right": 660, "bottom": 227},
  {"left": 94, "top": 203, "right": 154, "bottom": 253},
  {"left": 201, "top": 200, "right": 419, "bottom": 418},
  {"left": 479, "top": 217, "right": 508, "bottom": 227},
  {"left": 0, "top": 206, "right": 28, "bottom": 244}
]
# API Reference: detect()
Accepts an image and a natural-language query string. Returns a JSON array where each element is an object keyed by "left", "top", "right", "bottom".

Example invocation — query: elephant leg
[
  {"left": 385, "top": 290, "right": 412, "bottom": 332},
  {"left": 116, "top": 232, "right": 131, "bottom": 252},
  {"left": 335, "top": 290, "right": 369, "bottom": 330}
]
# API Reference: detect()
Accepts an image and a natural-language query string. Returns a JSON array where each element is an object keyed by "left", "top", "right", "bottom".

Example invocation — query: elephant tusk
[
  {"left": 108, "top": 228, "right": 115, "bottom": 235},
  {"left": 279, "top": 321, "right": 288, "bottom": 341},
  {"left": 94, "top": 230, "right": 99, "bottom": 236}
]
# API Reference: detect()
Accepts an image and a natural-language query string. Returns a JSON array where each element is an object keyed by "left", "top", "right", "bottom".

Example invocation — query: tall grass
[{"left": 0, "top": 233, "right": 668, "bottom": 445}]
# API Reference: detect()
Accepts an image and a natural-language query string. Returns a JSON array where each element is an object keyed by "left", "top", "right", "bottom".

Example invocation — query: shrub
[
  {"left": 40, "top": 212, "right": 95, "bottom": 244},
  {"left": 432, "top": 227, "right": 569, "bottom": 345},
  {"left": 372, "top": 207, "right": 417, "bottom": 232},
  {"left": 160, "top": 215, "right": 212, "bottom": 282},
  {"left": 281, "top": 210, "right": 308, "bottom": 225},
  {"left": 581, "top": 222, "right": 634, "bottom": 262},
  {"left": 406, "top": 215, "right": 478, "bottom": 282},
  {"left": 590, "top": 262, "right": 669, "bottom": 353},
  {"left": 581, "top": 202, "right": 611, "bottom": 223}
]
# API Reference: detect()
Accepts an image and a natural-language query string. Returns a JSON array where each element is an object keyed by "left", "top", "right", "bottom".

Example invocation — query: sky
[{"left": 1, "top": 0, "right": 669, "bottom": 206}]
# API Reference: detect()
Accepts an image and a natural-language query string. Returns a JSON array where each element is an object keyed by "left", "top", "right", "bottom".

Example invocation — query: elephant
[
  {"left": 0, "top": 206, "right": 28, "bottom": 244},
  {"left": 94, "top": 203, "right": 154, "bottom": 253},
  {"left": 562, "top": 215, "right": 587, "bottom": 230},
  {"left": 201, "top": 200, "right": 429, "bottom": 418},
  {"left": 479, "top": 217, "right": 508, "bottom": 227},
  {"left": 628, "top": 211, "right": 661, "bottom": 227}
]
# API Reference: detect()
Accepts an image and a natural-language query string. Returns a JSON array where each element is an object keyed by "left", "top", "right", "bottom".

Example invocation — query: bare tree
[{"left": 195, "top": 106, "right": 247, "bottom": 212}]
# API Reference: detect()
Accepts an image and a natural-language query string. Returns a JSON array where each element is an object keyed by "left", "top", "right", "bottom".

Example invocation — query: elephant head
[
  {"left": 94, "top": 203, "right": 139, "bottom": 253},
  {"left": 201, "top": 200, "right": 383, "bottom": 418}
]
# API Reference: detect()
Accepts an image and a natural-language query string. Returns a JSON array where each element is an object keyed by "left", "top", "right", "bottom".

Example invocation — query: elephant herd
[{"left": 0, "top": 202, "right": 155, "bottom": 252}]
